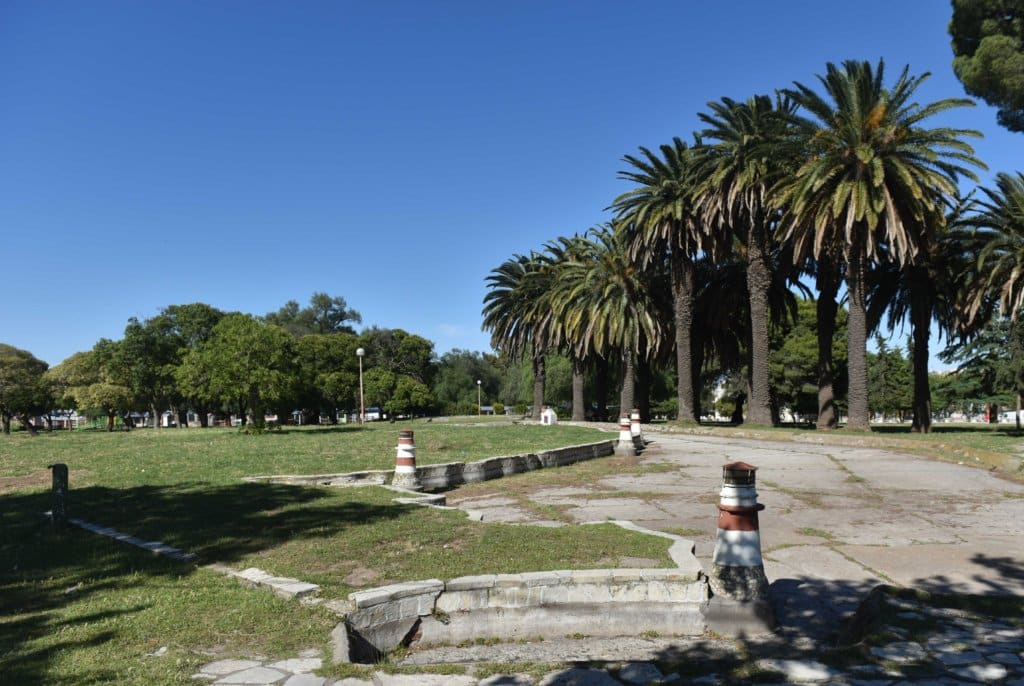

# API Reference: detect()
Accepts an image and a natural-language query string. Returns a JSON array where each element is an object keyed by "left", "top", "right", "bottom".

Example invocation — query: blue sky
[{"left": 2, "top": 1, "right": 1020, "bottom": 368}]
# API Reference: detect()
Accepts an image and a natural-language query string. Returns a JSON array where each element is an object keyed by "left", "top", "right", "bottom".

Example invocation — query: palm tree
[
  {"left": 696, "top": 94, "right": 800, "bottom": 426},
  {"left": 552, "top": 225, "right": 666, "bottom": 417},
  {"left": 482, "top": 252, "right": 554, "bottom": 420},
  {"left": 611, "top": 137, "right": 711, "bottom": 423},
  {"left": 867, "top": 201, "right": 975, "bottom": 433},
  {"left": 779, "top": 59, "right": 982, "bottom": 430},
  {"left": 541, "top": 235, "right": 596, "bottom": 421},
  {"left": 968, "top": 172, "right": 1024, "bottom": 323}
]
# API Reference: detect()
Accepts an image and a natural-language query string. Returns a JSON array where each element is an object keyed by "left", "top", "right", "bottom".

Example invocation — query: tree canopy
[{"left": 951, "top": 0, "right": 1024, "bottom": 131}]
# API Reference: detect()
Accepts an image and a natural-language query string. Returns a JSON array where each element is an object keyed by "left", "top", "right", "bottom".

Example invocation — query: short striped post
[
  {"left": 709, "top": 461, "right": 768, "bottom": 601},
  {"left": 393, "top": 429, "right": 422, "bottom": 491},
  {"left": 614, "top": 417, "right": 636, "bottom": 456},
  {"left": 629, "top": 408, "right": 643, "bottom": 448}
]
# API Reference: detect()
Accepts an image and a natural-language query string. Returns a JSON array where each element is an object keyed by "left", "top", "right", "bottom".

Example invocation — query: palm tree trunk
[
  {"left": 845, "top": 234, "right": 871, "bottom": 431},
  {"left": 619, "top": 350, "right": 635, "bottom": 419},
  {"left": 671, "top": 252, "right": 698, "bottom": 422},
  {"left": 816, "top": 260, "right": 840, "bottom": 430},
  {"left": 571, "top": 356, "right": 585, "bottom": 421},
  {"left": 637, "top": 357, "right": 652, "bottom": 423},
  {"left": 692, "top": 333, "right": 704, "bottom": 420},
  {"left": 531, "top": 349, "right": 545, "bottom": 420},
  {"left": 746, "top": 223, "right": 774, "bottom": 426},
  {"left": 594, "top": 357, "right": 609, "bottom": 421},
  {"left": 910, "top": 270, "right": 932, "bottom": 434}
]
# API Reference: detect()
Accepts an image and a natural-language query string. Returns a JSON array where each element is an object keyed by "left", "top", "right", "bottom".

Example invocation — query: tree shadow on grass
[{"left": 0, "top": 483, "right": 406, "bottom": 683}]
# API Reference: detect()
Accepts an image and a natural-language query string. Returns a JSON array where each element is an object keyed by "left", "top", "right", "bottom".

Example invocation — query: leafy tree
[
  {"left": 47, "top": 346, "right": 133, "bottom": 431},
  {"left": 769, "top": 299, "right": 848, "bottom": 422},
  {"left": 432, "top": 349, "right": 501, "bottom": 415},
  {"left": 294, "top": 333, "right": 360, "bottom": 423},
  {"left": 265, "top": 292, "right": 362, "bottom": 337},
  {"left": 940, "top": 314, "right": 1024, "bottom": 422},
  {"left": 779, "top": 59, "right": 982, "bottom": 430},
  {"left": 177, "top": 314, "right": 295, "bottom": 431},
  {"left": 159, "top": 303, "right": 225, "bottom": 426},
  {"left": 385, "top": 376, "right": 434, "bottom": 417},
  {"left": 950, "top": 0, "right": 1024, "bottom": 131},
  {"left": 362, "top": 367, "right": 397, "bottom": 414},
  {"left": 0, "top": 344, "right": 51, "bottom": 435},
  {"left": 867, "top": 337, "right": 913, "bottom": 420},
  {"left": 357, "top": 327, "right": 436, "bottom": 386}
]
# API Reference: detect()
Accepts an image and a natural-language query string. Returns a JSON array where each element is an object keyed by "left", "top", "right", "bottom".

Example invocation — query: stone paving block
[
  {"left": 989, "top": 652, "right": 1024, "bottom": 665},
  {"left": 755, "top": 659, "right": 840, "bottom": 683},
  {"left": 334, "top": 679, "right": 374, "bottom": 686},
  {"left": 200, "top": 659, "right": 262, "bottom": 675},
  {"left": 282, "top": 675, "right": 325, "bottom": 686},
  {"left": 869, "top": 642, "right": 928, "bottom": 663},
  {"left": 936, "top": 649, "right": 983, "bottom": 666},
  {"left": 618, "top": 661, "right": 663, "bottom": 684},
  {"left": 268, "top": 658, "right": 321, "bottom": 673},
  {"left": 215, "top": 665, "right": 287, "bottom": 684},
  {"left": 949, "top": 663, "right": 1010, "bottom": 682}
]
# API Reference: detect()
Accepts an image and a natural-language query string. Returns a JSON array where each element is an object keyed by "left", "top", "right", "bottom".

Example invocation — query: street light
[
  {"left": 356, "top": 347, "right": 365, "bottom": 424},
  {"left": 477, "top": 379, "right": 482, "bottom": 416}
]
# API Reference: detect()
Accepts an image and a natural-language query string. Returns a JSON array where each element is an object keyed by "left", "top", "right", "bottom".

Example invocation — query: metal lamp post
[
  {"left": 477, "top": 379, "right": 482, "bottom": 416},
  {"left": 356, "top": 347, "right": 365, "bottom": 424}
]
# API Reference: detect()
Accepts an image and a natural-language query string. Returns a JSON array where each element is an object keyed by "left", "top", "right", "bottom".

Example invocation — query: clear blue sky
[{"left": 2, "top": 1, "right": 1020, "bottom": 368}]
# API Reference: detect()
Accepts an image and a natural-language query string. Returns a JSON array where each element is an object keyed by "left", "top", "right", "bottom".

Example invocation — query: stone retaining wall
[
  {"left": 335, "top": 565, "right": 709, "bottom": 662},
  {"left": 414, "top": 440, "right": 614, "bottom": 491}
]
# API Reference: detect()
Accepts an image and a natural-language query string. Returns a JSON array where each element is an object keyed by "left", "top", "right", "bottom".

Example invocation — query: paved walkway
[{"left": 197, "top": 432, "right": 1024, "bottom": 684}]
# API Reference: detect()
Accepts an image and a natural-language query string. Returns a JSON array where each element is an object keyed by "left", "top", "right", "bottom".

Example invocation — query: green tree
[
  {"left": 265, "top": 292, "right": 362, "bottom": 337},
  {"left": 177, "top": 314, "right": 295, "bottom": 431},
  {"left": 697, "top": 94, "right": 800, "bottom": 426},
  {"left": 769, "top": 299, "right": 849, "bottom": 422},
  {"left": 940, "top": 314, "right": 1024, "bottom": 423},
  {"left": 386, "top": 376, "right": 434, "bottom": 417},
  {"left": 294, "top": 332, "right": 360, "bottom": 422},
  {"left": 553, "top": 225, "right": 666, "bottom": 416},
  {"left": 0, "top": 344, "right": 51, "bottom": 435},
  {"left": 48, "top": 346, "right": 133, "bottom": 431},
  {"left": 157, "top": 303, "right": 225, "bottom": 426},
  {"left": 867, "top": 337, "right": 913, "bottom": 420},
  {"left": 357, "top": 328, "right": 436, "bottom": 386},
  {"left": 950, "top": 0, "right": 1024, "bottom": 132},
  {"left": 362, "top": 367, "right": 397, "bottom": 415},
  {"left": 483, "top": 253, "right": 555, "bottom": 419},
  {"left": 779, "top": 59, "right": 982, "bottom": 430},
  {"left": 968, "top": 171, "right": 1024, "bottom": 322},
  {"left": 612, "top": 137, "right": 711, "bottom": 423},
  {"left": 432, "top": 349, "right": 501, "bottom": 416}
]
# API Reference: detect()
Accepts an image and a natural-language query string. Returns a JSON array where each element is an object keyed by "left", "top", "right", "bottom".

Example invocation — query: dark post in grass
[{"left": 48, "top": 463, "right": 69, "bottom": 528}]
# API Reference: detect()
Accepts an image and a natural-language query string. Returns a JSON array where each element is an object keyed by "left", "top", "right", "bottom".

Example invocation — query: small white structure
[{"left": 540, "top": 406, "right": 558, "bottom": 425}]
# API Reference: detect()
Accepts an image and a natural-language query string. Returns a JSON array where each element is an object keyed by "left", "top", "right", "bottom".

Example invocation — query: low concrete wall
[
  {"left": 336, "top": 566, "right": 709, "bottom": 662},
  {"left": 415, "top": 441, "right": 614, "bottom": 491}
]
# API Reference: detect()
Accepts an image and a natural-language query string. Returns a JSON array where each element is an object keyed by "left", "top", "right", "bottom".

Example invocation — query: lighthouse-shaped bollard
[
  {"left": 614, "top": 417, "right": 637, "bottom": 456},
  {"left": 393, "top": 429, "right": 422, "bottom": 491},
  {"left": 629, "top": 408, "right": 643, "bottom": 448},
  {"left": 710, "top": 461, "right": 768, "bottom": 599},
  {"left": 704, "top": 461, "right": 774, "bottom": 633}
]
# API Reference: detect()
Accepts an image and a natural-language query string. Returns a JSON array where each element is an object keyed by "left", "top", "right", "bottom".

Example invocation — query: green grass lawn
[{"left": 0, "top": 421, "right": 673, "bottom": 684}]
